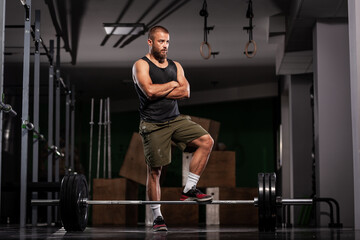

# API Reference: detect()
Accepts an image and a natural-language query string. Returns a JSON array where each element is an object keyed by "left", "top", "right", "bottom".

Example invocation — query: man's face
[{"left": 149, "top": 31, "right": 170, "bottom": 63}]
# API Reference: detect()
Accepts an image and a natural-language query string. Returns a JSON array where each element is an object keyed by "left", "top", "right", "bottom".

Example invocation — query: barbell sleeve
[
  {"left": 280, "top": 198, "right": 313, "bottom": 205},
  {"left": 31, "top": 199, "right": 60, "bottom": 206}
]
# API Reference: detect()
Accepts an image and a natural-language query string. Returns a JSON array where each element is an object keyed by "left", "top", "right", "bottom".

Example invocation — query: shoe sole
[
  {"left": 153, "top": 226, "right": 168, "bottom": 232},
  {"left": 181, "top": 196, "right": 213, "bottom": 202}
]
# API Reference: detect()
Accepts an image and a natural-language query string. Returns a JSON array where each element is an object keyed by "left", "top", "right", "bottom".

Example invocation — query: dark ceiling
[{"left": 2, "top": 0, "right": 349, "bottom": 108}]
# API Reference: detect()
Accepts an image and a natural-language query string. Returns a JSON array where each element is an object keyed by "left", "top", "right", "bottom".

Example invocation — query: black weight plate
[
  {"left": 269, "top": 172, "right": 277, "bottom": 232},
  {"left": 63, "top": 174, "right": 88, "bottom": 232},
  {"left": 264, "top": 173, "right": 271, "bottom": 231},
  {"left": 61, "top": 174, "right": 77, "bottom": 231},
  {"left": 258, "top": 173, "right": 265, "bottom": 232},
  {"left": 68, "top": 174, "right": 77, "bottom": 230},
  {"left": 60, "top": 174, "right": 71, "bottom": 230},
  {"left": 74, "top": 174, "right": 88, "bottom": 231}
]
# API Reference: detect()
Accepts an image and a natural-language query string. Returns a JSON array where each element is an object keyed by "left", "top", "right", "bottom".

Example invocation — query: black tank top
[{"left": 134, "top": 56, "right": 180, "bottom": 122}]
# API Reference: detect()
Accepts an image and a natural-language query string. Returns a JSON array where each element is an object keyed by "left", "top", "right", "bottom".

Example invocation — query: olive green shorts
[{"left": 139, "top": 115, "right": 209, "bottom": 168}]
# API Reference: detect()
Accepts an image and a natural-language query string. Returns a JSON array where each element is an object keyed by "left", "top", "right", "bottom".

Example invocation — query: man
[{"left": 132, "top": 26, "right": 214, "bottom": 232}]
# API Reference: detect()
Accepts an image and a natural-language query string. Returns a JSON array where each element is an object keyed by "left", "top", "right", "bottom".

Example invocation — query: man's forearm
[
  {"left": 166, "top": 85, "right": 190, "bottom": 100},
  {"left": 146, "top": 81, "right": 179, "bottom": 100}
]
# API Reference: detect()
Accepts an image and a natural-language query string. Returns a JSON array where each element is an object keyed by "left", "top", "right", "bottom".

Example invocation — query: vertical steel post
[
  {"left": 70, "top": 85, "right": 75, "bottom": 171},
  {"left": 65, "top": 83, "right": 70, "bottom": 173},
  {"left": 88, "top": 98, "right": 94, "bottom": 191},
  {"left": 20, "top": 0, "right": 31, "bottom": 228},
  {"left": 107, "top": 98, "right": 112, "bottom": 178},
  {"left": 348, "top": 0, "right": 360, "bottom": 229},
  {"left": 0, "top": 0, "right": 6, "bottom": 220},
  {"left": 47, "top": 39, "right": 54, "bottom": 225},
  {"left": 96, "top": 99, "right": 103, "bottom": 179},
  {"left": 54, "top": 35, "right": 61, "bottom": 222},
  {"left": 31, "top": 9, "right": 40, "bottom": 226},
  {"left": 103, "top": 98, "right": 107, "bottom": 178}
]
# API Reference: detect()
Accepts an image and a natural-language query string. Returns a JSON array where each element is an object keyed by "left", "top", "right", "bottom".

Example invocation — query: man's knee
[
  {"left": 147, "top": 166, "right": 162, "bottom": 180},
  {"left": 200, "top": 134, "right": 214, "bottom": 152}
]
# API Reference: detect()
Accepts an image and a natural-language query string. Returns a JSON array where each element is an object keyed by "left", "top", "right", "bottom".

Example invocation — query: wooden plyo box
[
  {"left": 119, "top": 132, "right": 147, "bottom": 185},
  {"left": 92, "top": 178, "right": 138, "bottom": 226},
  {"left": 183, "top": 151, "right": 236, "bottom": 188},
  {"left": 161, "top": 187, "right": 198, "bottom": 226},
  {"left": 198, "top": 151, "right": 236, "bottom": 187},
  {"left": 206, "top": 187, "right": 258, "bottom": 226},
  {"left": 189, "top": 115, "right": 221, "bottom": 147},
  {"left": 220, "top": 187, "right": 258, "bottom": 225}
]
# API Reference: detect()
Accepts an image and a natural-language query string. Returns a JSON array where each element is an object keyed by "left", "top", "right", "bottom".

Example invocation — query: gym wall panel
[{"left": 313, "top": 21, "right": 354, "bottom": 227}]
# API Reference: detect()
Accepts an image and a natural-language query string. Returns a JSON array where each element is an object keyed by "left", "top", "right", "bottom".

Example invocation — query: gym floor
[{"left": 0, "top": 225, "right": 358, "bottom": 240}]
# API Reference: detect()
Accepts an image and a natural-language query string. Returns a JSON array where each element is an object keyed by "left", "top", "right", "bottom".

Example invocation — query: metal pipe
[
  {"left": 54, "top": 34, "right": 61, "bottom": 223},
  {"left": 65, "top": 83, "right": 70, "bottom": 174},
  {"left": 20, "top": 0, "right": 31, "bottom": 228},
  {"left": 103, "top": 98, "right": 107, "bottom": 178},
  {"left": 47, "top": 39, "right": 54, "bottom": 225},
  {"left": 32, "top": 199, "right": 60, "bottom": 206},
  {"left": 31, "top": 197, "right": 316, "bottom": 208},
  {"left": 0, "top": 0, "right": 6, "bottom": 222},
  {"left": 110, "top": 0, "right": 159, "bottom": 47},
  {"left": 32, "top": 199, "right": 256, "bottom": 206},
  {"left": 119, "top": 0, "right": 187, "bottom": 48},
  {"left": 102, "top": 0, "right": 134, "bottom": 46},
  {"left": 281, "top": 198, "right": 313, "bottom": 205},
  {"left": 88, "top": 98, "right": 94, "bottom": 191},
  {"left": 106, "top": 97, "right": 111, "bottom": 178},
  {"left": 32, "top": 9, "right": 40, "bottom": 226},
  {"left": 86, "top": 200, "right": 256, "bottom": 205},
  {"left": 96, "top": 99, "right": 103, "bottom": 179},
  {"left": 70, "top": 85, "right": 75, "bottom": 172}
]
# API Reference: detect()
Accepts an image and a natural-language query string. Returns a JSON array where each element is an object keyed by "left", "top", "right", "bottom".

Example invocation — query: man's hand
[
  {"left": 165, "top": 61, "right": 190, "bottom": 100},
  {"left": 170, "top": 80, "right": 180, "bottom": 89}
]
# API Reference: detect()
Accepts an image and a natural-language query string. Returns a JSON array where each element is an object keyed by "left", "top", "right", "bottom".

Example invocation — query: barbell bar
[
  {"left": 32, "top": 199, "right": 256, "bottom": 205},
  {"left": 31, "top": 198, "right": 313, "bottom": 206},
  {"left": 30, "top": 173, "right": 313, "bottom": 232}
]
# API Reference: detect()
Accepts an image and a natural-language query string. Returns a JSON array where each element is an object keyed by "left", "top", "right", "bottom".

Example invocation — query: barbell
[{"left": 31, "top": 172, "right": 313, "bottom": 232}]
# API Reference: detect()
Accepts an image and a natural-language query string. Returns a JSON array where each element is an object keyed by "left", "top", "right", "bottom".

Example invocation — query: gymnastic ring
[
  {"left": 200, "top": 41, "right": 212, "bottom": 60},
  {"left": 245, "top": 40, "right": 257, "bottom": 58}
]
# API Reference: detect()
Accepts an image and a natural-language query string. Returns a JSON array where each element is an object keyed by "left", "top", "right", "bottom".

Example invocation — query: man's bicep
[
  {"left": 175, "top": 62, "right": 189, "bottom": 87},
  {"left": 133, "top": 61, "right": 152, "bottom": 95}
]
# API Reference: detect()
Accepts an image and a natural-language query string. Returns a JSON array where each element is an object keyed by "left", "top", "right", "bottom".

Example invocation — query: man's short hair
[{"left": 148, "top": 26, "right": 169, "bottom": 40}]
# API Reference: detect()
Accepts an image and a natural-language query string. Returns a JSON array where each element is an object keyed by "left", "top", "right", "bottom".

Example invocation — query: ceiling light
[{"left": 103, "top": 23, "right": 145, "bottom": 35}]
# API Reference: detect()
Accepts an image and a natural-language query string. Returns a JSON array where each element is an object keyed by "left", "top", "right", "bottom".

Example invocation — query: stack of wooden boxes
[
  {"left": 92, "top": 178, "right": 138, "bottom": 225},
  {"left": 92, "top": 115, "right": 258, "bottom": 226},
  {"left": 92, "top": 133, "right": 144, "bottom": 226}
]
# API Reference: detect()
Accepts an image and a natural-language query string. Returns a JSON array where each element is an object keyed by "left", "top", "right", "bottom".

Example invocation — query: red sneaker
[
  {"left": 153, "top": 216, "right": 168, "bottom": 232},
  {"left": 180, "top": 186, "right": 213, "bottom": 202}
]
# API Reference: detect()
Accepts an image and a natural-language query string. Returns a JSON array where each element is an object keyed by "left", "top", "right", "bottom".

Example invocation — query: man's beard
[{"left": 152, "top": 48, "right": 167, "bottom": 63}]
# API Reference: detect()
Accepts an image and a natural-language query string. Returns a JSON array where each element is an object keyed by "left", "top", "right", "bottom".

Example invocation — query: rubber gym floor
[{"left": 0, "top": 225, "right": 358, "bottom": 239}]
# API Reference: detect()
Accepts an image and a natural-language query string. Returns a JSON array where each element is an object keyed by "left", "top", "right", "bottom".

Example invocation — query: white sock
[
  {"left": 150, "top": 204, "right": 162, "bottom": 219},
  {"left": 183, "top": 172, "right": 200, "bottom": 193}
]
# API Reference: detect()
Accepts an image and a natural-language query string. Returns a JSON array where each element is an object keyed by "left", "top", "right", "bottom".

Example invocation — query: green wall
[{"left": 81, "top": 97, "right": 277, "bottom": 189}]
